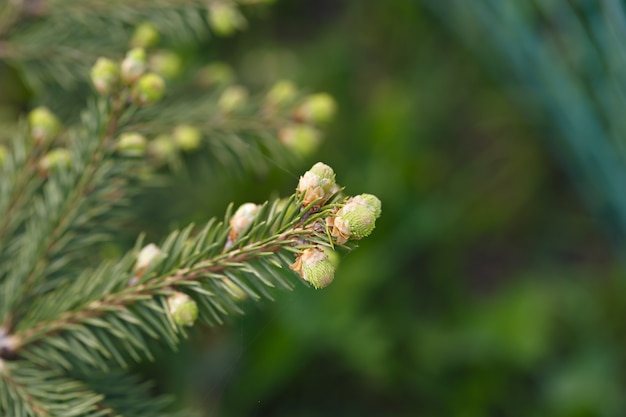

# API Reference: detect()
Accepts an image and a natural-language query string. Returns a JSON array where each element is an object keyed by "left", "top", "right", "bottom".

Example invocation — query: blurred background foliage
[{"left": 3, "top": 0, "right": 626, "bottom": 416}]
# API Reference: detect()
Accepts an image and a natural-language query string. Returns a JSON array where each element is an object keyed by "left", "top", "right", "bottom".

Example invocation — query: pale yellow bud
[{"left": 167, "top": 292, "right": 198, "bottom": 327}]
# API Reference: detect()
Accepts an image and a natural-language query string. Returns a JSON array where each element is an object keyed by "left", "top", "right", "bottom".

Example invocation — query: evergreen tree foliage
[
  {"left": 0, "top": 1, "right": 380, "bottom": 415},
  {"left": 431, "top": 0, "right": 626, "bottom": 250}
]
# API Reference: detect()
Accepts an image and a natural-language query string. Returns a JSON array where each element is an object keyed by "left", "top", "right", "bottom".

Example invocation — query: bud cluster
[
  {"left": 90, "top": 27, "right": 168, "bottom": 107},
  {"left": 290, "top": 163, "right": 381, "bottom": 289},
  {"left": 208, "top": 2, "right": 247, "bottom": 36},
  {"left": 261, "top": 80, "right": 336, "bottom": 158}
]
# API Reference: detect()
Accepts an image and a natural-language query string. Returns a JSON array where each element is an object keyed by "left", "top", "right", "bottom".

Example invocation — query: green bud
[
  {"left": 290, "top": 248, "right": 335, "bottom": 289},
  {"left": 196, "top": 62, "right": 234, "bottom": 87},
  {"left": 208, "top": 3, "right": 246, "bottom": 37},
  {"left": 278, "top": 124, "right": 320, "bottom": 158},
  {"left": 295, "top": 93, "right": 336, "bottom": 125},
  {"left": 133, "top": 73, "right": 165, "bottom": 105},
  {"left": 332, "top": 202, "right": 376, "bottom": 244},
  {"left": 167, "top": 292, "right": 198, "bottom": 327},
  {"left": 172, "top": 124, "right": 202, "bottom": 151},
  {"left": 218, "top": 86, "right": 248, "bottom": 113},
  {"left": 90, "top": 57, "right": 120, "bottom": 94},
  {"left": 116, "top": 132, "right": 147, "bottom": 157},
  {"left": 149, "top": 50, "right": 183, "bottom": 80},
  {"left": 134, "top": 243, "right": 163, "bottom": 274},
  {"left": 121, "top": 47, "right": 147, "bottom": 84},
  {"left": 223, "top": 278, "right": 248, "bottom": 301},
  {"left": 0, "top": 145, "right": 8, "bottom": 167},
  {"left": 297, "top": 162, "right": 336, "bottom": 206},
  {"left": 130, "top": 22, "right": 160, "bottom": 48},
  {"left": 229, "top": 202, "right": 260, "bottom": 240},
  {"left": 28, "top": 107, "right": 61, "bottom": 143},
  {"left": 39, "top": 148, "right": 71, "bottom": 173},
  {"left": 148, "top": 134, "right": 177, "bottom": 163},
  {"left": 309, "top": 162, "right": 336, "bottom": 190},
  {"left": 350, "top": 193, "right": 382, "bottom": 219},
  {"left": 265, "top": 80, "right": 297, "bottom": 107}
]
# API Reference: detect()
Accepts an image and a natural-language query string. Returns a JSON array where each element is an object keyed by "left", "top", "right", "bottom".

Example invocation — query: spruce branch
[
  {"left": 0, "top": 0, "right": 269, "bottom": 89},
  {"left": 0, "top": 11, "right": 378, "bottom": 413}
]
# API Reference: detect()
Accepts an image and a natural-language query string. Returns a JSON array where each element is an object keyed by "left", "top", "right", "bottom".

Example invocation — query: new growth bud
[
  {"left": 196, "top": 62, "right": 234, "bottom": 87},
  {"left": 130, "top": 22, "right": 160, "bottom": 48},
  {"left": 329, "top": 200, "right": 377, "bottom": 244},
  {"left": 134, "top": 243, "right": 163, "bottom": 276},
  {"left": 132, "top": 73, "right": 165, "bottom": 106},
  {"left": 150, "top": 50, "right": 183, "bottom": 79},
  {"left": 148, "top": 134, "right": 177, "bottom": 164},
  {"left": 296, "top": 162, "right": 336, "bottom": 207},
  {"left": 28, "top": 107, "right": 61, "bottom": 144},
  {"left": 90, "top": 57, "right": 120, "bottom": 95},
  {"left": 172, "top": 125, "right": 202, "bottom": 152},
  {"left": 229, "top": 202, "right": 260, "bottom": 241},
  {"left": 349, "top": 193, "right": 382, "bottom": 219},
  {"left": 290, "top": 247, "right": 335, "bottom": 289},
  {"left": 265, "top": 80, "right": 297, "bottom": 107},
  {"left": 218, "top": 86, "right": 248, "bottom": 113},
  {"left": 121, "top": 48, "right": 147, "bottom": 84},
  {"left": 279, "top": 124, "right": 320, "bottom": 158},
  {"left": 39, "top": 148, "right": 71, "bottom": 174},
  {"left": 295, "top": 93, "right": 336, "bottom": 125},
  {"left": 208, "top": 3, "right": 246, "bottom": 36},
  {"left": 167, "top": 292, "right": 198, "bottom": 327},
  {"left": 116, "top": 132, "right": 147, "bottom": 157}
]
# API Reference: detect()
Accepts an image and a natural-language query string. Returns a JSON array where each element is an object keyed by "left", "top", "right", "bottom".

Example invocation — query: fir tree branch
[
  {"left": 11, "top": 196, "right": 341, "bottom": 370},
  {"left": 0, "top": 97, "right": 136, "bottom": 327}
]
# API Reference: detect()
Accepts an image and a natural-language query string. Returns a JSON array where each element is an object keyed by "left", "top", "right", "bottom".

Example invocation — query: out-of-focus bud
[
  {"left": 294, "top": 93, "right": 336, "bottom": 125},
  {"left": 223, "top": 278, "right": 248, "bottom": 301},
  {"left": 134, "top": 243, "right": 163, "bottom": 275},
  {"left": 218, "top": 86, "right": 248, "bottom": 113},
  {"left": 149, "top": 50, "right": 183, "bottom": 80},
  {"left": 265, "top": 80, "right": 297, "bottom": 107},
  {"left": 208, "top": 2, "right": 247, "bottom": 37},
  {"left": 116, "top": 132, "right": 147, "bottom": 157},
  {"left": 229, "top": 202, "right": 260, "bottom": 241},
  {"left": 0, "top": 145, "right": 7, "bottom": 167},
  {"left": 290, "top": 247, "right": 335, "bottom": 289},
  {"left": 330, "top": 200, "right": 377, "bottom": 244},
  {"left": 172, "top": 124, "right": 202, "bottom": 152},
  {"left": 121, "top": 48, "right": 147, "bottom": 84},
  {"left": 90, "top": 57, "right": 120, "bottom": 95},
  {"left": 148, "top": 134, "right": 177, "bottom": 164},
  {"left": 132, "top": 73, "right": 165, "bottom": 106},
  {"left": 296, "top": 162, "right": 336, "bottom": 207},
  {"left": 130, "top": 22, "right": 160, "bottom": 48},
  {"left": 39, "top": 148, "right": 71, "bottom": 174},
  {"left": 167, "top": 292, "right": 198, "bottom": 327},
  {"left": 349, "top": 193, "right": 382, "bottom": 219},
  {"left": 279, "top": 124, "right": 321, "bottom": 158},
  {"left": 28, "top": 107, "right": 61, "bottom": 144},
  {"left": 196, "top": 62, "right": 234, "bottom": 87}
]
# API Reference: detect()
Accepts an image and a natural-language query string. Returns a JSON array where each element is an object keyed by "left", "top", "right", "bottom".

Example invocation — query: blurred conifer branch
[
  {"left": 0, "top": 1, "right": 380, "bottom": 415},
  {"left": 429, "top": 0, "right": 626, "bottom": 249}
]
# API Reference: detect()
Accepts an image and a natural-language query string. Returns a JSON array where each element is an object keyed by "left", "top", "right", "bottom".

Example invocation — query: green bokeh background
[
  {"left": 6, "top": 1, "right": 626, "bottom": 416},
  {"left": 149, "top": 2, "right": 626, "bottom": 416}
]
